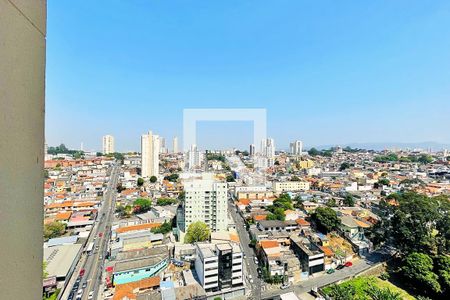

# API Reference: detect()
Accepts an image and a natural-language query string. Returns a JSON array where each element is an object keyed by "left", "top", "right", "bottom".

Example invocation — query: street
[
  {"left": 62, "top": 164, "right": 120, "bottom": 300},
  {"left": 228, "top": 197, "right": 262, "bottom": 300}
]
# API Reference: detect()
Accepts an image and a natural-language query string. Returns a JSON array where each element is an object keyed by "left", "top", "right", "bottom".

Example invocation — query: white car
[
  {"left": 88, "top": 291, "right": 94, "bottom": 299},
  {"left": 253, "top": 257, "right": 258, "bottom": 264}
]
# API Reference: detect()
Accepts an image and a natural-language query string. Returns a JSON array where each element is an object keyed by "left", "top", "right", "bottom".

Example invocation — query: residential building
[
  {"left": 103, "top": 135, "right": 115, "bottom": 154},
  {"left": 141, "top": 131, "right": 159, "bottom": 178},
  {"left": 179, "top": 174, "right": 228, "bottom": 233},
  {"left": 194, "top": 242, "right": 244, "bottom": 293},
  {"left": 290, "top": 140, "right": 303, "bottom": 155},
  {"left": 261, "top": 138, "right": 275, "bottom": 166},
  {"left": 290, "top": 236, "right": 324, "bottom": 275},
  {"left": 249, "top": 144, "right": 255, "bottom": 156},
  {"left": 186, "top": 144, "right": 203, "bottom": 170},
  {"left": 173, "top": 136, "right": 179, "bottom": 153},
  {"left": 272, "top": 180, "right": 310, "bottom": 193}
]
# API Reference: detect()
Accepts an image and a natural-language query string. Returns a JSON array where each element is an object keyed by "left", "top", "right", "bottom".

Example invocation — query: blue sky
[{"left": 46, "top": 0, "right": 450, "bottom": 152}]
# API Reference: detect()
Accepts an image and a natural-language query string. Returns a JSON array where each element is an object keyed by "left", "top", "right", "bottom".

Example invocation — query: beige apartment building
[{"left": 272, "top": 180, "right": 310, "bottom": 193}]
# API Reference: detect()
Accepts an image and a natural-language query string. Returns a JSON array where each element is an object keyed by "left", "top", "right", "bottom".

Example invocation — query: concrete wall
[{"left": 0, "top": 1, "right": 46, "bottom": 299}]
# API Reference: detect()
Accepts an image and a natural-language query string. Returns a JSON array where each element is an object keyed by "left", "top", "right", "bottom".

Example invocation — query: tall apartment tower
[
  {"left": 173, "top": 136, "right": 179, "bottom": 153},
  {"left": 102, "top": 135, "right": 115, "bottom": 154},
  {"left": 290, "top": 140, "right": 303, "bottom": 155},
  {"left": 261, "top": 138, "right": 275, "bottom": 158},
  {"left": 181, "top": 174, "right": 228, "bottom": 232},
  {"left": 249, "top": 144, "right": 255, "bottom": 156},
  {"left": 187, "top": 144, "right": 203, "bottom": 170},
  {"left": 141, "top": 131, "right": 159, "bottom": 178}
]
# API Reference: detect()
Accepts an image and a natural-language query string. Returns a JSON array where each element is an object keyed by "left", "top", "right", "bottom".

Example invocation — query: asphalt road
[
  {"left": 64, "top": 164, "right": 119, "bottom": 300},
  {"left": 228, "top": 197, "right": 262, "bottom": 300}
]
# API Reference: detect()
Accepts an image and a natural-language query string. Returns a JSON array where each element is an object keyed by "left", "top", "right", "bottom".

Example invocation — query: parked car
[
  {"left": 326, "top": 268, "right": 335, "bottom": 274},
  {"left": 257, "top": 267, "right": 262, "bottom": 277},
  {"left": 281, "top": 282, "right": 292, "bottom": 290},
  {"left": 336, "top": 264, "right": 345, "bottom": 270},
  {"left": 344, "top": 261, "right": 353, "bottom": 267},
  {"left": 253, "top": 257, "right": 258, "bottom": 264},
  {"left": 79, "top": 269, "right": 85, "bottom": 277},
  {"left": 82, "top": 282, "right": 87, "bottom": 288}
]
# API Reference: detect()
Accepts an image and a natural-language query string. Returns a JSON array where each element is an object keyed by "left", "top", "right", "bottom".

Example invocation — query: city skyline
[{"left": 45, "top": 1, "right": 450, "bottom": 151}]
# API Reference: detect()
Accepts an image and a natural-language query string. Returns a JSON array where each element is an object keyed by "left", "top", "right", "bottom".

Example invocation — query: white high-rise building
[
  {"left": 141, "top": 131, "right": 160, "bottom": 178},
  {"left": 290, "top": 140, "right": 303, "bottom": 155},
  {"left": 159, "top": 137, "right": 168, "bottom": 154},
  {"left": 260, "top": 138, "right": 275, "bottom": 158},
  {"left": 173, "top": 136, "right": 179, "bottom": 153},
  {"left": 187, "top": 144, "right": 203, "bottom": 170},
  {"left": 181, "top": 173, "right": 228, "bottom": 232},
  {"left": 102, "top": 135, "right": 115, "bottom": 154}
]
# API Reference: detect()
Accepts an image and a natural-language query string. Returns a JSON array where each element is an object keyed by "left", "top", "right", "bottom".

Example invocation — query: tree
[
  {"left": 327, "top": 284, "right": 356, "bottom": 300},
  {"left": 366, "top": 284, "right": 402, "bottom": 300},
  {"left": 311, "top": 207, "right": 340, "bottom": 233},
  {"left": 133, "top": 198, "right": 152, "bottom": 213},
  {"left": 157, "top": 198, "right": 177, "bottom": 206},
  {"left": 342, "top": 194, "right": 355, "bottom": 206},
  {"left": 226, "top": 175, "right": 235, "bottom": 182},
  {"left": 291, "top": 176, "right": 300, "bottom": 181},
  {"left": 434, "top": 255, "right": 450, "bottom": 294},
  {"left": 43, "top": 261, "right": 49, "bottom": 279},
  {"left": 339, "top": 162, "right": 351, "bottom": 171},
  {"left": 308, "top": 148, "right": 320, "bottom": 156},
  {"left": 378, "top": 178, "right": 390, "bottom": 186},
  {"left": 184, "top": 221, "right": 210, "bottom": 243},
  {"left": 149, "top": 176, "right": 157, "bottom": 183},
  {"left": 402, "top": 252, "right": 441, "bottom": 295},
  {"left": 151, "top": 221, "right": 172, "bottom": 234},
  {"left": 418, "top": 154, "right": 433, "bottom": 164},
  {"left": 44, "top": 222, "right": 66, "bottom": 240},
  {"left": 391, "top": 193, "right": 440, "bottom": 255},
  {"left": 163, "top": 173, "right": 179, "bottom": 182},
  {"left": 137, "top": 177, "right": 144, "bottom": 187}
]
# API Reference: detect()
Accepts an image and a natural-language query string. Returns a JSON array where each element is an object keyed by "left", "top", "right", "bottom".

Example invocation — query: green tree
[
  {"left": 342, "top": 194, "right": 355, "bottom": 206},
  {"left": 402, "top": 252, "right": 441, "bottom": 295},
  {"left": 378, "top": 178, "right": 390, "bottom": 186},
  {"left": 184, "top": 221, "right": 210, "bottom": 243},
  {"left": 366, "top": 284, "right": 402, "bottom": 300},
  {"left": 133, "top": 198, "right": 152, "bottom": 213},
  {"left": 226, "top": 175, "right": 235, "bottom": 182},
  {"left": 434, "top": 255, "right": 450, "bottom": 294},
  {"left": 163, "top": 173, "right": 179, "bottom": 182},
  {"left": 418, "top": 154, "right": 433, "bottom": 164},
  {"left": 391, "top": 193, "right": 440, "bottom": 255},
  {"left": 327, "top": 284, "right": 356, "bottom": 300},
  {"left": 311, "top": 207, "right": 340, "bottom": 233},
  {"left": 149, "top": 176, "right": 157, "bottom": 183},
  {"left": 308, "top": 147, "right": 320, "bottom": 156},
  {"left": 339, "top": 162, "right": 351, "bottom": 171},
  {"left": 151, "top": 221, "right": 173, "bottom": 234},
  {"left": 43, "top": 261, "right": 49, "bottom": 278},
  {"left": 137, "top": 177, "right": 144, "bottom": 187},
  {"left": 157, "top": 198, "right": 177, "bottom": 206},
  {"left": 44, "top": 222, "right": 66, "bottom": 240}
]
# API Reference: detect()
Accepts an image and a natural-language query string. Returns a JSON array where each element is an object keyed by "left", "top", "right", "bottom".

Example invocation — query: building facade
[
  {"left": 195, "top": 243, "right": 243, "bottom": 293},
  {"left": 289, "top": 140, "right": 303, "bottom": 155},
  {"left": 141, "top": 131, "right": 159, "bottom": 178},
  {"left": 181, "top": 174, "right": 228, "bottom": 232},
  {"left": 102, "top": 135, "right": 115, "bottom": 154},
  {"left": 272, "top": 180, "right": 310, "bottom": 193}
]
